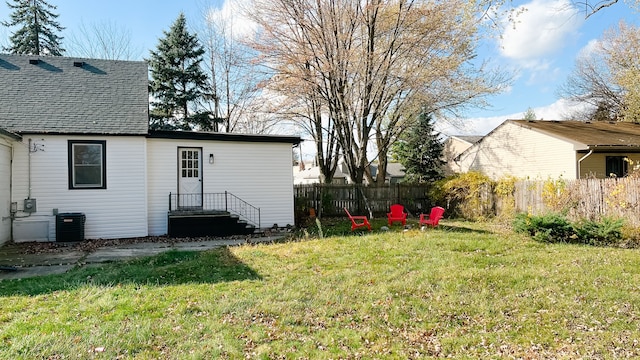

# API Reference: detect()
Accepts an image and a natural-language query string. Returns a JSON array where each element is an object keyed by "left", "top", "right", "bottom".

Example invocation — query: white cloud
[
  {"left": 436, "top": 99, "right": 589, "bottom": 136},
  {"left": 500, "top": 0, "right": 583, "bottom": 63},
  {"left": 206, "top": 0, "right": 258, "bottom": 40},
  {"left": 577, "top": 38, "right": 602, "bottom": 59}
]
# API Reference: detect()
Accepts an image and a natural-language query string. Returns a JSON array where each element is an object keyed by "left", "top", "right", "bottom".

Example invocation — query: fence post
[
  {"left": 169, "top": 192, "right": 172, "bottom": 211},
  {"left": 225, "top": 191, "right": 228, "bottom": 212},
  {"left": 314, "top": 183, "right": 320, "bottom": 217}
]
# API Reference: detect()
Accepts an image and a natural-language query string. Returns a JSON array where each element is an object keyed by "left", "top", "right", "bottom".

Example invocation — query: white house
[
  {"left": 0, "top": 54, "right": 299, "bottom": 245},
  {"left": 442, "top": 135, "right": 482, "bottom": 175},
  {"left": 456, "top": 120, "right": 640, "bottom": 180}
]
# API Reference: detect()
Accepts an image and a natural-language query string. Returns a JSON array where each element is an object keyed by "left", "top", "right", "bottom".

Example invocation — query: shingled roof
[
  {"left": 0, "top": 54, "right": 148, "bottom": 135},
  {"left": 509, "top": 120, "right": 640, "bottom": 149}
]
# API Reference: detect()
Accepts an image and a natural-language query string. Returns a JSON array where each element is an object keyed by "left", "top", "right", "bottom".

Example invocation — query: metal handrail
[{"left": 169, "top": 191, "right": 261, "bottom": 228}]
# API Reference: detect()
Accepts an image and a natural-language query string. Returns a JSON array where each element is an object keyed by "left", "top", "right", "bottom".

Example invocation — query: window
[
  {"left": 68, "top": 140, "right": 106, "bottom": 189},
  {"left": 606, "top": 156, "right": 628, "bottom": 178}
]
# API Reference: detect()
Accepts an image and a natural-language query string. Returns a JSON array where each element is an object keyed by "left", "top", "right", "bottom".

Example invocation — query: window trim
[
  {"left": 68, "top": 140, "right": 107, "bottom": 189},
  {"left": 605, "top": 155, "right": 628, "bottom": 178}
]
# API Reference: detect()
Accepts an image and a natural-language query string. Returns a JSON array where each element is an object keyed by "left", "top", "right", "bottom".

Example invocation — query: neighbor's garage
[{"left": 0, "top": 142, "right": 11, "bottom": 245}]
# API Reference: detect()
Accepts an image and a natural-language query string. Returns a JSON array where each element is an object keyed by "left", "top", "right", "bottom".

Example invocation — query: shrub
[
  {"left": 574, "top": 218, "right": 624, "bottom": 246},
  {"left": 513, "top": 212, "right": 574, "bottom": 243},
  {"left": 441, "top": 172, "right": 494, "bottom": 220},
  {"left": 514, "top": 213, "right": 626, "bottom": 246}
]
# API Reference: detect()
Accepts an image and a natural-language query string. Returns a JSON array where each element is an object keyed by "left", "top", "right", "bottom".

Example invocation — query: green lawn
[{"left": 2, "top": 220, "right": 640, "bottom": 359}]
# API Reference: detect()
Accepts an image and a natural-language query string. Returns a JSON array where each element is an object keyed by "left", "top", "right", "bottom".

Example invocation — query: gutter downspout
[
  {"left": 28, "top": 138, "right": 32, "bottom": 199},
  {"left": 577, "top": 150, "right": 594, "bottom": 179}
]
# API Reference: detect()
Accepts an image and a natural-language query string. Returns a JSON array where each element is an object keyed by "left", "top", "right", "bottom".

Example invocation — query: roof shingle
[
  {"left": 510, "top": 120, "right": 640, "bottom": 148},
  {"left": 0, "top": 54, "right": 149, "bottom": 135}
]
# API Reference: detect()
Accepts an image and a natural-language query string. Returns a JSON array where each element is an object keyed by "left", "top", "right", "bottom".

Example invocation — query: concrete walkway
[{"left": 0, "top": 235, "right": 284, "bottom": 281}]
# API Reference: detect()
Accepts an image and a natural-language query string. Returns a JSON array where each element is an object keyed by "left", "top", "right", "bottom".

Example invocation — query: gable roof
[
  {"left": 0, "top": 54, "right": 149, "bottom": 135},
  {"left": 509, "top": 120, "right": 640, "bottom": 149}
]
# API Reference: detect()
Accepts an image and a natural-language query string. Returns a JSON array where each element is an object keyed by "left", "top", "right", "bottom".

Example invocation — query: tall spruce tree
[
  {"left": 391, "top": 112, "right": 445, "bottom": 183},
  {"left": 2, "top": 0, "right": 64, "bottom": 55},
  {"left": 148, "top": 13, "right": 212, "bottom": 131}
]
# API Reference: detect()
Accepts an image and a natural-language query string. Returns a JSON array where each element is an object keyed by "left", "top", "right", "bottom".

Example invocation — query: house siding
[
  {"left": 443, "top": 137, "right": 474, "bottom": 175},
  {"left": 458, "top": 122, "right": 576, "bottom": 180},
  {"left": 11, "top": 135, "right": 148, "bottom": 241},
  {"left": 147, "top": 138, "right": 295, "bottom": 235},
  {"left": 0, "top": 142, "right": 11, "bottom": 245},
  {"left": 578, "top": 153, "right": 640, "bottom": 178}
]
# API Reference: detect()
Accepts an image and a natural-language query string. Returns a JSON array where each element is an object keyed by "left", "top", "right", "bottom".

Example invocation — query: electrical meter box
[{"left": 24, "top": 198, "right": 37, "bottom": 213}]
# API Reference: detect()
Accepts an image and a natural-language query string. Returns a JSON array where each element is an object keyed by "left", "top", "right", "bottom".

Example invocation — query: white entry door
[{"left": 178, "top": 147, "right": 203, "bottom": 209}]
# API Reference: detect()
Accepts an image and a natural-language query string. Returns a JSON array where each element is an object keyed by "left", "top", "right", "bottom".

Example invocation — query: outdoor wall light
[{"left": 209, "top": 153, "right": 214, "bottom": 164}]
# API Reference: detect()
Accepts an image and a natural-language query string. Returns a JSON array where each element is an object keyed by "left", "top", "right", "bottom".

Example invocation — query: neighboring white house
[
  {"left": 456, "top": 120, "right": 640, "bottom": 180},
  {"left": 0, "top": 54, "right": 299, "bottom": 244},
  {"left": 442, "top": 135, "right": 482, "bottom": 175}
]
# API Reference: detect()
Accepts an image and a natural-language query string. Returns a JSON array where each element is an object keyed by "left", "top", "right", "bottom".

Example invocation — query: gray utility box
[{"left": 56, "top": 213, "right": 86, "bottom": 242}]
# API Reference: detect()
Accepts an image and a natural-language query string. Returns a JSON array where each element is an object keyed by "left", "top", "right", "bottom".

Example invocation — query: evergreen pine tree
[
  {"left": 392, "top": 112, "right": 445, "bottom": 183},
  {"left": 148, "top": 13, "right": 213, "bottom": 131},
  {"left": 2, "top": 0, "right": 64, "bottom": 55}
]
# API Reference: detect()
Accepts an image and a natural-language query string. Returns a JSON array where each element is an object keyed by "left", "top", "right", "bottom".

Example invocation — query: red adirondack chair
[
  {"left": 387, "top": 204, "right": 407, "bottom": 226},
  {"left": 344, "top": 207, "right": 372, "bottom": 231},
  {"left": 419, "top": 206, "right": 445, "bottom": 228}
]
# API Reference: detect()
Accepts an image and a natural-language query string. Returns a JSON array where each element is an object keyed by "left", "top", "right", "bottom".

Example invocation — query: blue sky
[{"left": 0, "top": 0, "right": 637, "bottom": 137}]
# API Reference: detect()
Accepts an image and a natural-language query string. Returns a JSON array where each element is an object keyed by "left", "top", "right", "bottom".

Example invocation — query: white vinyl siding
[
  {"left": 443, "top": 137, "right": 475, "bottom": 175},
  {"left": 0, "top": 143, "right": 11, "bottom": 245},
  {"left": 147, "top": 138, "right": 295, "bottom": 235},
  {"left": 458, "top": 122, "right": 576, "bottom": 180},
  {"left": 11, "top": 135, "right": 148, "bottom": 241}
]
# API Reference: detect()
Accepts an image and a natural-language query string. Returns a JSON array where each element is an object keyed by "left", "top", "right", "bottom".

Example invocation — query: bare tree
[
  {"left": 249, "top": 0, "right": 507, "bottom": 184},
  {"left": 574, "top": 0, "right": 638, "bottom": 18},
  {"left": 558, "top": 44, "right": 623, "bottom": 121},
  {"left": 197, "top": 2, "right": 272, "bottom": 133},
  {"left": 65, "top": 21, "right": 142, "bottom": 60},
  {"left": 559, "top": 22, "right": 639, "bottom": 122},
  {"left": 605, "top": 21, "right": 640, "bottom": 122}
]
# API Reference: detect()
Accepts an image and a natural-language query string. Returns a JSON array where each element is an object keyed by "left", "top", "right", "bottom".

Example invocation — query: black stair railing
[{"left": 169, "top": 192, "right": 261, "bottom": 229}]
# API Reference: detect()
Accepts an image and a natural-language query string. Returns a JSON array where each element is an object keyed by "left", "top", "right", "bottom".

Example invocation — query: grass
[{"left": 2, "top": 219, "right": 640, "bottom": 358}]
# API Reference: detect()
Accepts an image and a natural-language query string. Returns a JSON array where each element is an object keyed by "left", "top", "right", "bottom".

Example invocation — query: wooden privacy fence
[
  {"left": 512, "top": 178, "right": 640, "bottom": 226},
  {"left": 294, "top": 178, "right": 640, "bottom": 227},
  {"left": 294, "top": 184, "right": 437, "bottom": 218}
]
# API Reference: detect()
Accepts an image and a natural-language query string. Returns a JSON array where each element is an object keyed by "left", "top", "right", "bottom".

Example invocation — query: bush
[
  {"left": 513, "top": 212, "right": 574, "bottom": 243},
  {"left": 574, "top": 218, "right": 624, "bottom": 246},
  {"left": 441, "top": 172, "right": 494, "bottom": 220},
  {"left": 514, "top": 213, "right": 626, "bottom": 246}
]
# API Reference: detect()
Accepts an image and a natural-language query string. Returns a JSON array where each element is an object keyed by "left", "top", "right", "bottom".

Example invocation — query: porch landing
[{"left": 168, "top": 210, "right": 256, "bottom": 237}]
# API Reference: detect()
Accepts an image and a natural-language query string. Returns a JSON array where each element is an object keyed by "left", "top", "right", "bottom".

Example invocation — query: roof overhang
[
  {"left": 581, "top": 145, "right": 640, "bottom": 153},
  {"left": 0, "top": 127, "right": 22, "bottom": 141},
  {"left": 148, "top": 130, "right": 302, "bottom": 145}
]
